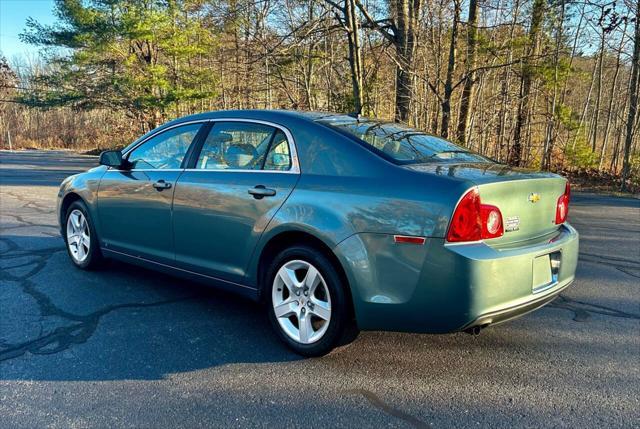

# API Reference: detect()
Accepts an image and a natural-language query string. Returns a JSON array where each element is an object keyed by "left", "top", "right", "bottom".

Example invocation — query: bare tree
[
  {"left": 356, "top": 0, "right": 422, "bottom": 121},
  {"left": 440, "top": 0, "right": 461, "bottom": 139},
  {"left": 621, "top": 1, "right": 639, "bottom": 191},
  {"left": 2, "top": 0, "right": 635, "bottom": 191},
  {"left": 510, "top": 0, "right": 545, "bottom": 166},
  {"left": 599, "top": 19, "right": 628, "bottom": 169},
  {"left": 455, "top": 0, "right": 479, "bottom": 145},
  {"left": 323, "top": 0, "right": 365, "bottom": 113}
]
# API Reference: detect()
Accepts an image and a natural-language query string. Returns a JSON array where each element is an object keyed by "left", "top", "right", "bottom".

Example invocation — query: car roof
[
  {"left": 123, "top": 110, "right": 360, "bottom": 153},
  {"left": 173, "top": 109, "right": 351, "bottom": 122}
]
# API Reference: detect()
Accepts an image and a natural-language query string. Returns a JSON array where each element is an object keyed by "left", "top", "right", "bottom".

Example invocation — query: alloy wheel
[
  {"left": 272, "top": 259, "right": 332, "bottom": 344},
  {"left": 66, "top": 209, "right": 90, "bottom": 263}
]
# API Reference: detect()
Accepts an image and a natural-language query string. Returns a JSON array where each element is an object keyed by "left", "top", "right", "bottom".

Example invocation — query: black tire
[
  {"left": 63, "top": 200, "right": 103, "bottom": 270},
  {"left": 266, "top": 245, "right": 357, "bottom": 357}
]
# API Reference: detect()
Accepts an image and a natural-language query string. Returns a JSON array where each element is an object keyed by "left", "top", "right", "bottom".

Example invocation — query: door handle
[
  {"left": 248, "top": 185, "right": 276, "bottom": 199},
  {"left": 153, "top": 180, "right": 172, "bottom": 191}
]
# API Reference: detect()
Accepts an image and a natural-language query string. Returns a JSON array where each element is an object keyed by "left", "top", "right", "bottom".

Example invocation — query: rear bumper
[
  {"left": 335, "top": 223, "right": 579, "bottom": 333},
  {"left": 461, "top": 278, "right": 572, "bottom": 330}
]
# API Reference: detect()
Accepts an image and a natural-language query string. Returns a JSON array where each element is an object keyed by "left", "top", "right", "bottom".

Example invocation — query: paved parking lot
[{"left": 1, "top": 150, "right": 639, "bottom": 428}]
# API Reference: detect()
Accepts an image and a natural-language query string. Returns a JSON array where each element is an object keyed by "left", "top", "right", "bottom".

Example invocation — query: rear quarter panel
[{"left": 246, "top": 118, "right": 473, "bottom": 288}]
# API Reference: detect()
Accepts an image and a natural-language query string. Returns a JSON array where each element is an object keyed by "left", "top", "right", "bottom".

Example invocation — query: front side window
[
  {"left": 127, "top": 124, "right": 201, "bottom": 169},
  {"left": 196, "top": 122, "right": 289, "bottom": 171},
  {"left": 316, "top": 116, "right": 490, "bottom": 165}
]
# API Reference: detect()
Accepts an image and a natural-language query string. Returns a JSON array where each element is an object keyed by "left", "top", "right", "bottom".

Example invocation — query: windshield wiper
[{"left": 425, "top": 150, "right": 470, "bottom": 159}]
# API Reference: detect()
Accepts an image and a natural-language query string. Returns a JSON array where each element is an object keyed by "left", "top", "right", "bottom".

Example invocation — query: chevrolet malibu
[{"left": 58, "top": 110, "right": 579, "bottom": 356}]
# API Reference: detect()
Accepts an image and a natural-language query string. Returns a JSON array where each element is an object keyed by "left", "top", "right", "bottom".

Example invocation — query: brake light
[
  {"left": 555, "top": 182, "right": 570, "bottom": 224},
  {"left": 446, "top": 188, "right": 504, "bottom": 242}
]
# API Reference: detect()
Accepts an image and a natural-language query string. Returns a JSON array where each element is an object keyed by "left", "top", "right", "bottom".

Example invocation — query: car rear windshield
[{"left": 315, "top": 116, "right": 490, "bottom": 165}]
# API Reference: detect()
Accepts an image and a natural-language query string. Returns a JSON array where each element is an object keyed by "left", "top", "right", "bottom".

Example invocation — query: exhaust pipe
[{"left": 464, "top": 325, "right": 484, "bottom": 336}]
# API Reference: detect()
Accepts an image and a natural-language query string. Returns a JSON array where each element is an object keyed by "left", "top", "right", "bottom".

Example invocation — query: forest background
[{"left": 0, "top": 0, "right": 638, "bottom": 191}]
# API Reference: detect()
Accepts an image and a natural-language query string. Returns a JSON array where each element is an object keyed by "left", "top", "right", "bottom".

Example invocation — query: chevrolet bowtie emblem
[{"left": 528, "top": 193, "right": 541, "bottom": 203}]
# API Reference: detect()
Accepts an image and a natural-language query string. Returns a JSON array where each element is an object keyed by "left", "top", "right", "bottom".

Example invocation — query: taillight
[
  {"left": 481, "top": 204, "right": 503, "bottom": 239},
  {"left": 446, "top": 188, "right": 504, "bottom": 242},
  {"left": 555, "top": 181, "right": 570, "bottom": 224}
]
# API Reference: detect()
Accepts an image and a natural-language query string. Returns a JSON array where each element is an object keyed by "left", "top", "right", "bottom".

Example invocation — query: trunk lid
[{"left": 407, "top": 162, "right": 568, "bottom": 244}]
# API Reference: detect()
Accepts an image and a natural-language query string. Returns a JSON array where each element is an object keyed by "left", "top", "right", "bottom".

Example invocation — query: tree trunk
[
  {"left": 455, "top": 0, "right": 478, "bottom": 145},
  {"left": 394, "top": 0, "right": 419, "bottom": 122},
  {"left": 441, "top": 0, "right": 460, "bottom": 138},
  {"left": 599, "top": 21, "right": 626, "bottom": 170},
  {"left": 345, "top": 0, "right": 364, "bottom": 113},
  {"left": 572, "top": 59, "right": 598, "bottom": 150},
  {"left": 509, "top": 0, "right": 545, "bottom": 166},
  {"left": 621, "top": 4, "right": 640, "bottom": 192},
  {"left": 355, "top": 0, "right": 422, "bottom": 122},
  {"left": 591, "top": 31, "right": 606, "bottom": 152},
  {"left": 496, "top": 0, "right": 521, "bottom": 162},
  {"left": 611, "top": 73, "right": 633, "bottom": 172},
  {"left": 542, "top": 0, "right": 564, "bottom": 171}
]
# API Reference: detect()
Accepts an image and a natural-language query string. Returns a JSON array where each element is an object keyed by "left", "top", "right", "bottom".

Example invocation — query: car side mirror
[{"left": 99, "top": 150, "right": 126, "bottom": 169}]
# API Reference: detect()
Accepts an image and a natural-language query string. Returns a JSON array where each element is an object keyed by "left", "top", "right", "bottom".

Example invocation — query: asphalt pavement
[{"left": 1, "top": 150, "right": 639, "bottom": 428}]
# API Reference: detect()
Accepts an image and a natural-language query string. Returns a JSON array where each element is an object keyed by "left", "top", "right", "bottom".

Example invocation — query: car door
[
  {"left": 97, "top": 122, "right": 204, "bottom": 264},
  {"left": 172, "top": 120, "right": 299, "bottom": 284}
]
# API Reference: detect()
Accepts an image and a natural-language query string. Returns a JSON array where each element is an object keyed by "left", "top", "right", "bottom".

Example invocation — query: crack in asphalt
[
  {"left": 0, "top": 196, "right": 197, "bottom": 363},
  {"left": 579, "top": 252, "right": 640, "bottom": 279},
  {"left": 615, "top": 267, "right": 640, "bottom": 279},
  {"left": 0, "top": 238, "right": 77, "bottom": 319},
  {"left": 569, "top": 222, "right": 640, "bottom": 234},
  {"left": 0, "top": 297, "right": 195, "bottom": 362},
  {"left": 0, "top": 234, "right": 196, "bottom": 363},
  {"left": 580, "top": 252, "right": 640, "bottom": 267},
  {"left": 549, "top": 295, "right": 640, "bottom": 322},
  {"left": 0, "top": 213, "right": 59, "bottom": 230},
  {"left": 346, "top": 389, "right": 432, "bottom": 428},
  {"left": 4, "top": 191, "right": 54, "bottom": 215}
]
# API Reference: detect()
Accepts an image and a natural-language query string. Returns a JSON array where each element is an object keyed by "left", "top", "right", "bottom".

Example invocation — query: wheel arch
[
  {"left": 59, "top": 192, "right": 85, "bottom": 227},
  {"left": 256, "top": 230, "right": 355, "bottom": 316}
]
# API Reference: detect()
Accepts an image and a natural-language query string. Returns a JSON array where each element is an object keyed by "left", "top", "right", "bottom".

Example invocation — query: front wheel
[
  {"left": 266, "top": 246, "right": 356, "bottom": 356},
  {"left": 64, "top": 200, "right": 103, "bottom": 270}
]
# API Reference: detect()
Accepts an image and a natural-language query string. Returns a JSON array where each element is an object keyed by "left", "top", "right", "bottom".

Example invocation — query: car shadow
[
  {"left": 3, "top": 232, "right": 639, "bottom": 384},
  {"left": 0, "top": 233, "right": 303, "bottom": 381}
]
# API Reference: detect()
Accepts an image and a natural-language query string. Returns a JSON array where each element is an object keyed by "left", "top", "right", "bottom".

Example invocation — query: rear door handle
[
  {"left": 153, "top": 180, "right": 172, "bottom": 191},
  {"left": 248, "top": 185, "right": 276, "bottom": 199}
]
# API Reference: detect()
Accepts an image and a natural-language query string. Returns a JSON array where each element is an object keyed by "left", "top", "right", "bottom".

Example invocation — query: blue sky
[{"left": 0, "top": 0, "right": 57, "bottom": 60}]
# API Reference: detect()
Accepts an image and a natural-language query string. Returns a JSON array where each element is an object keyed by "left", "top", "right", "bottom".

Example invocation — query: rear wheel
[
  {"left": 266, "top": 245, "right": 356, "bottom": 356},
  {"left": 64, "top": 200, "right": 103, "bottom": 270}
]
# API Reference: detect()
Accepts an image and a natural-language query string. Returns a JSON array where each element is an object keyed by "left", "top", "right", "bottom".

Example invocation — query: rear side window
[
  {"left": 127, "top": 124, "right": 201, "bottom": 169},
  {"left": 195, "top": 122, "right": 292, "bottom": 171},
  {"left": 264, "top": 131, "right": 292, "bottom": 171},
  {"left": 196, "top": 122, "right": 275, "bottom": 170},
  {"left": 316, "top": 117, "right": 489, "bottom": 164}
]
